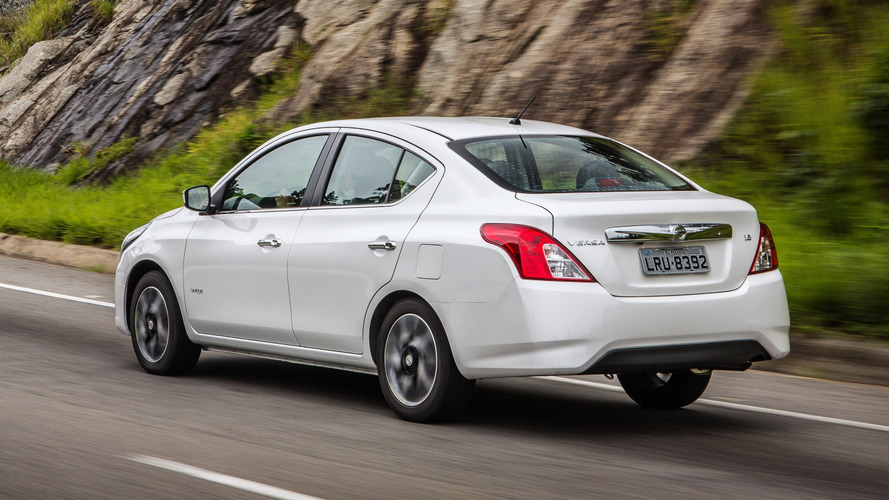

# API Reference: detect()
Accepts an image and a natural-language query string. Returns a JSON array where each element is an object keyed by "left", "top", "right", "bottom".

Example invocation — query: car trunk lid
[{"left": 517, "top": 191, "right": 761, "bottom": 297}]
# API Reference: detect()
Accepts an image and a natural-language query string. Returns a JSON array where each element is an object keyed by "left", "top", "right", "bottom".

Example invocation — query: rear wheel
[
  {"left": 617, "top": 370, "right": 711, "bottom": 409},
  {"left": 377, "top": 299, "right": 474, "bottom": 422},
  {"left": 130, "top": 271, "right": 201, "bottom": 375}
]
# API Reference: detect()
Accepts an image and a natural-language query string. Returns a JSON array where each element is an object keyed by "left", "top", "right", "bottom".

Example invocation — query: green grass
[
  {"left": 686, "top": 0, "right": 889, "bottom": 338},
  {"left": 419, "top": 0, "right": 456, "bottom": 37},
  {"left": 89, "top": 0, "right": 118, "bottom": 24},
  {"left": 689, "top": 167, "right": 889, "bottom": 338},
  {"left": 0, "top": 0, "right": 76, "bottom": 69},
  {"left": 1, "top": 0, "right": 888, "bottom": 339},
  {"left": 0, "top": 42, "right": 416, "bottom": 248},
  {"left": 645, "top": 0, "right": 698, "bottom": 61},
  {"left": 0, "top": 0, "right": 124, "bottom": 71}
]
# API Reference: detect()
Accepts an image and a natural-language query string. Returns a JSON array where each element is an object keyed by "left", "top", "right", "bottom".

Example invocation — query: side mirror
[{"left": 183, "top": 185, "right": 211, "bottom": 212}]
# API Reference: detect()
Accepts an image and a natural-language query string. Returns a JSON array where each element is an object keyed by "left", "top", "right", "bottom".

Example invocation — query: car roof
[{"left": 299, "top": 116, "right": 597, "bottom": 141}]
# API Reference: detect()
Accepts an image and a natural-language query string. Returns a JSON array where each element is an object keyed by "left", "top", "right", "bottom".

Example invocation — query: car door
[
  {"left": 288, "top": 133, "right": 439, "bottom": 353},
  {"left": 183, "top": 133, "right": 331, "bottom": 345}
]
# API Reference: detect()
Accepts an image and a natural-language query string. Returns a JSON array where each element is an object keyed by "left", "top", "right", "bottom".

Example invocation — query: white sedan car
[{"left": 115, "top": 116, "right": 790, "bottom": 422}]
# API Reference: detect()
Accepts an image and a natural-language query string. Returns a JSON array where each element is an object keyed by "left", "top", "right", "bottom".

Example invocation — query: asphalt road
[{"left": 1, "top": 255, "right": 888, "bottom": 499}]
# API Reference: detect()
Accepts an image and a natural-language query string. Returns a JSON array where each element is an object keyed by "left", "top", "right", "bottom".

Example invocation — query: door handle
[
  {"left": 368, "top": 241, "right": 396, "bottom": 251},
  {"left": 257, "top": 238, "right": 282, "bottom": 248}
]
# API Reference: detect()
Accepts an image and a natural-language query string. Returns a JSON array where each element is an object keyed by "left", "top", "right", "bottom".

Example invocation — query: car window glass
[
  {"left": 222, "top": 135, "right": 328, "bottom": 211},
  {"left": 458, "top": 136, "right": 693, "bottom": 192},
  {"left": 389, "top": 152, "right": 435, "bottom": 202},
  {"left": 463, "top": 140, "right": 533, "bottom": 190},
  {"left": 323, "top": 136, "right": 401, "bottom": 206}
]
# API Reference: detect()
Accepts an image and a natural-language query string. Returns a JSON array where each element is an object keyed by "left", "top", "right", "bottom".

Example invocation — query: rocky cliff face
[
  {"left": 0, "top": 0, "right": 32, "bottom": 16},
  {"left": 0, "top": 0, "right": 298, "bottom": 178},
  {"left": 0, "top": 0, "right": 774, "bottom": 179}
]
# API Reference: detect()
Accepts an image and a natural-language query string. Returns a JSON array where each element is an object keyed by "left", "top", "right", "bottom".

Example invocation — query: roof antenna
[{"left": 509, "top": 96, "right": 536, "bottom": 125}]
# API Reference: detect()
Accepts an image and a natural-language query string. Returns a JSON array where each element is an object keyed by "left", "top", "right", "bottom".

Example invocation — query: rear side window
[
  {"left": 451, "top": 135, "right": 693, "bottom": 193},
  {"left": 390, "top": 152, "right": 435, "bottom": 202},
  {"left": 323, "top": 136, "right": 435, "bottom": 205}
]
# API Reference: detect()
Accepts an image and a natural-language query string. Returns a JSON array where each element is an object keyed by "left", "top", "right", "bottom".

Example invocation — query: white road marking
[
  {"left": 711, "top": 396, "right": 748, "bottom": 402},
  {"left": 543, "top": 376, "right": 889, "bottom": 434},
  {"left": 695, "top": 398, "right": 889, "bottom": 433},
  {"left": 541, "top": 376, "right": 623, "bottom": 393},
  {"left": 127, "top": 455, "right": 321, "bottom": 500},
  {"left": 0, "top": 282, "right": 114, "bottom": 308}
]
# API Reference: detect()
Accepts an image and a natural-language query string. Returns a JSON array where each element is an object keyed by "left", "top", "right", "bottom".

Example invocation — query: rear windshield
[{"left": 449, "top": 135, "right": 694, "bottom": 193}]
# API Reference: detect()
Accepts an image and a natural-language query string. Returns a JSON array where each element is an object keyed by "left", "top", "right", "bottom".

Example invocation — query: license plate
[{"left": 639, "top": 246, "right": 710, "bottom": 275}]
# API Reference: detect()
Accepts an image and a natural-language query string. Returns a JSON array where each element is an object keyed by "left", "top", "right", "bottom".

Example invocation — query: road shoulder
[
  {"left": 0, "top": 232, "right": 119, "bottom": 274},
  {"left": 755, "top": 332, "right": 889, "bottom": 387}
]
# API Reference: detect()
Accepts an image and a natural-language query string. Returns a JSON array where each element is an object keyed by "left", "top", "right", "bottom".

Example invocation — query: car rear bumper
[
  {"left": 436, "top": 271, "right": 790, "bottom": 379},
  {"left": 581, "top": 340, "right": 771, "bottom": 374}
]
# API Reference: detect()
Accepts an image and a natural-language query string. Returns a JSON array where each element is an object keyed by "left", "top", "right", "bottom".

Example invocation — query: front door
[{"left": 183, "top": 134, "right": 330, "bottom": 344}]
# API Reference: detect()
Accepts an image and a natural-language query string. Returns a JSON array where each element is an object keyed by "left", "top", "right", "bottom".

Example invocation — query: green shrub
[
  {"left": 0, "top": 42, "right": 415, "bottom": 250},
  {"left": 688, "top": 1, "right": 889, "bottom": 338},
  {"left": 90, "top": 0, "right": 117, "bottom": 24},
  {"left": 3, "top": 2, "right": 888, "bottom": 339},
  {"left": 0, "top": 0, "right": 76, "bottom": 69}
]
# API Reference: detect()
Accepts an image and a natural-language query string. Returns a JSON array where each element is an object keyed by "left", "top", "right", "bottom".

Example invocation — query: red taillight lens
[
  {"left": 749, "top": 222, "right": 779, "bottom": 274},
  {"left": 480, "top": 224, "right": 594, "bottom": 282}
]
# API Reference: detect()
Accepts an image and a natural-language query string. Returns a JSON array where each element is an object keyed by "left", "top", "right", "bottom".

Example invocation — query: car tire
[
  {"left": 130, "top": 270, "right": 201, "bottom": 375},
  {"left": 617, "top": 370, "right": 711, "bottom": 409},
  {"left": 376, "top": 298, "right": 474, "bottom": 422}
]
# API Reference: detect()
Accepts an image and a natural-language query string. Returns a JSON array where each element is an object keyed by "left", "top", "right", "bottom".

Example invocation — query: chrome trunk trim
[{"left": 605, "top": 223, "right": 732, "bottom": 243}]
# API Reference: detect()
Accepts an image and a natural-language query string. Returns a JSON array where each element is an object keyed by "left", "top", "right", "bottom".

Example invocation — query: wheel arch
[
  {"left": 368, "top": 290, "right": 430, "bottom": 367},
  {"left": 125, "top": 260, "right": 167, "bottom": 330}
]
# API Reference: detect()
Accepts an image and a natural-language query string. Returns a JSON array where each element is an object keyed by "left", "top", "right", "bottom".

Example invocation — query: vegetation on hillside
[
  {"left": 0, "top": 41, "right": 416, "bottom": 248},
  {"left": 0, "top": 0, "right": 119, "bottom": 71},
  {"left": 686, "top": 0, "right": 889, "bottom": 337},
  {"left": 0, "top": 0, "right": 887, "bottom": 338},
  {"left": 89, "top": 0, "right": 118, "bottom": 24},
  {"left": 0, "top": 0, "right": 76, "bottom": 69}
]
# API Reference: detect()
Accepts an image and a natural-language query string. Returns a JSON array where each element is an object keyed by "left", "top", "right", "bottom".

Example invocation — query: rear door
[{"left": 288, "top": 133, "right": 440, "bottom": 353}]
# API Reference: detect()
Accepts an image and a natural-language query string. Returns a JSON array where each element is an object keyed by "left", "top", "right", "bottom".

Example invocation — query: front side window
[
  {"left": 451, "top": 135, "right": 693, "bottom": 193},
  {"left": 222, "top": 135, "right": 328, "bottom": 211},
  {"left": 323, "top": 136, "right": 435, "bottom": 206}
]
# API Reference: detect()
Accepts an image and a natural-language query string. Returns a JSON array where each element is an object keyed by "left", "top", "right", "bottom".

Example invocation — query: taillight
[
  {"left": 480, "top": 224, "right": 594, "bottom": 282},
  {"left": 749, "top": 222, "right": 779, "bottom": 274}
]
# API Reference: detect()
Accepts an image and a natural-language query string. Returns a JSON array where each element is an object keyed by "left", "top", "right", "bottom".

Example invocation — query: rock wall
[
  {"left": 0, "top": 0, "right": 299, "bottom": 178},
  {"left": 272, "top": 0, "right": 774, "bottom": 162},
  {"left": 0, "top": 0, "right": 774, "bottom": 179},
  {"left": 0, "top": 0, "right": 33, "bottom": 16}
]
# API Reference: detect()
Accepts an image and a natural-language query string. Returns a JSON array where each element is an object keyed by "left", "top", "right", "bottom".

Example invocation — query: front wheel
[
  {"left": 377, "top": 299, "right": 474, "bottom": 422},
  {"left": 617, "top": 370, "right": 711, "bottom": 409},
  {"left": 130, "top": 271, "right": 201, "bottom": 375}
]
